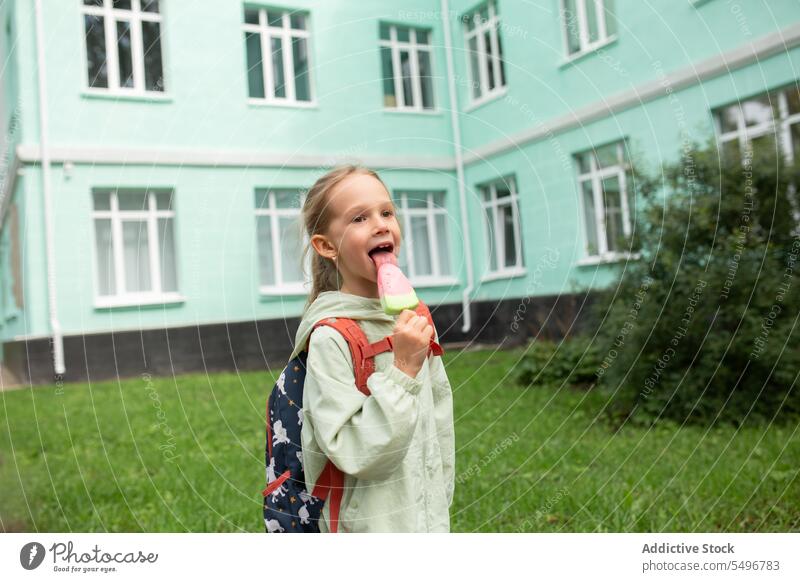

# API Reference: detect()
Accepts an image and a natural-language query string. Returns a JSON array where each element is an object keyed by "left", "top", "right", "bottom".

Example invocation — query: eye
[
  {"left": 382, "top": 210, "right": 394, "bottom": 217},
  {"left": 352, "top": 214, "right": 365, "bottom": 223}
]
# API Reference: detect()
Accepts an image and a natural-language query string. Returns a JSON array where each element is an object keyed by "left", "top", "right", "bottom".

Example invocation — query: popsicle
[{"left": 370, "top": 250, "right": 419, "bottom": 314}]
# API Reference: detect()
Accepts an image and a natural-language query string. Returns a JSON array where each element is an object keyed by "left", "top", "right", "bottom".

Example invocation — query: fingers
[{"left": 397, "top": 309, "right": 415, "bottom": 324}]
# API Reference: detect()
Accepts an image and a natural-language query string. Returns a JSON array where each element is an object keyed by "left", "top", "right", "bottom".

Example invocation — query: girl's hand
[{"left": 392, "top": 309, "right": 434, "bottom": 379}]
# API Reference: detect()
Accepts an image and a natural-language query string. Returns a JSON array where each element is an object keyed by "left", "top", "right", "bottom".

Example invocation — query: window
[
  {"left": 479, "top": 177, "right": 524, "bottom": 275},
  {"left": 379, "top": 23, "right": 435, "bottom": 110},
  {"left": 243, "top": 6, "right": 312, "bottom": 104},
  {"left": 462, "top": 0, "right": 506, "bottom": 103},
  {"left": 575, "top": 141, "right": 633, "bottom": 258},
  {"left": 561, "top": 0, "right": 616, "bottom": 57},
  {"left": 713, "top": 84, "right": 800, "bottom": 162},
  {"left": 92, "top": 189, "right": 179, "bottom": 306},
  {"left": 395, "top": 191, "right": 452, "bottom": 283},
  {"left": 255, "top": 189, "right": 311, "bottom": 293},
  {"left": 81, "top": 0, "right": 165, "bottom": 93}
]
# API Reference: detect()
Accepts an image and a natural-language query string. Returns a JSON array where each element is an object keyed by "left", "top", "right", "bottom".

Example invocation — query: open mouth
[{"left": 367, "top": 242, "right": 395, "bottom": 261}]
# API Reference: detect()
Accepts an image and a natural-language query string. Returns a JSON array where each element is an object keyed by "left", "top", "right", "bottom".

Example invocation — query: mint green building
[{"left": 1, "top": 0, "right": 798, "bottom": 384}]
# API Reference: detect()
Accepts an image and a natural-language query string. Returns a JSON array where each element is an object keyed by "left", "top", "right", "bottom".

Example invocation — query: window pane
[
  {"left": 379, "top": 22, "right": 391, "bottom": 41},
  {"left": 117, "top": 190, "right": 148, "bottom": 211},
  {"left": 154, "top": 190, "right": 173, "bottom": 210},
  {"left": 290, "top": 13, "right": 306, "bottom": 30},
  {"left": 411, "top": 216, "right": 432, "bottom": 276},
  {"left": 563, "top": 0, "right": 581, "bottom": 54},
  {"left": 585, "top": 0, "right": 600, "bottom": 43},
  {"left": 84, "top": 15, "right": 108, "bottom": 88},
  {"left": 244, "top": 7, "right": 260, "bottom": 24},
  {"left": 116, "top": 20, "right": 134, "bottom": 88},
  {"left": 396, "top": 26, "right": 410, "bottom": 42},
  {"left": 418, "top": 50, "right": 434, "bottom": 109},
  {"left": 93, "top": 191, "right": 111, "bottom": 211},
  {"left": 274, "top": 190, "right": 299, "bottom": 208},
  {"left": 292, "top": 37, "right": 310, "bottom": 101},
  {"left": 406, "top": 194, "right": 428, "bottom": 209},
  {"left": 122, "top": 221, "right": 151, "bottom": 292},
  {"left": 595, "top": 142, "right": 619, "bottom": 168},
  {"left": 417, "top": 30, "right": 430, "bottom": 44},
  {"left": 279, "top": 217, "right": 304, "bottom": 283},
  {"left": 602, "top": 176, "right": 624, "bottom": 252},
  {"left": 468, "top": 36, "right": 481, "bottom": 98},
  {"left": 400, "top": 50, "right": 413, "bottom": 107},
  {"left": 496, "top": 181, "right": 511, "bottom": 198},
  {"left": 480, "top": 185, "right": 492, "bottom": 203},
  {"left": 84, "top": 0, "right": 104, "bottom": 5},
  {"left": 484, "top": 30, "right": 495, "bottom": 91},
  {"left": 479, "top": 4, "right": 489, "bottom": 23},
  {"left": 432, "top": 191, "right": 445, "bottom": 208},
  {"left": 381, "top": 46, "right": 396, "bottom": 107},
  {"left": 435, "top": 214, "right": 451, "bottom": 275},
  {"left": 271, "top": 36, "right": 286, "bottom": 98},
  {"left": 463, "top": 13, "right": 475, "bottom": 32},
  {"left": 142, "top": 21, "right": 164, "bottom": 92},
  {"left": 245, "top": 32, "right": 265, "bottom": 98},
  {"left": 742, "top": 96, "right": 775, "bottom": 127},
  {"left": 267, "top": 10, "right": 283, "bottom": 27},
  {"left": 577, "top": 151, "right": 592, "bottom": 174},
  {"left": 484, "top": 205, "right": 497, "bottom": 271},
  {"left": 581, "top": 181, "right": 599, "bottom": 256},
  {"left": 786, "top": 87, "right": 800, "bottom": 115},
  {"left": 255, "top": 189, "right": 270, "bottom": 209},
  {"left": 158, "top": 218, "right": 177, "bottom": 292},
  {"left": 95, "top": 219, "right": 116, "bottom": 296},
  {"left": 501, "top": 204, "right": 517, "bottom": 268},
  {"left": 141, "top": 0, "right": 159, "bottom": 13},
  {"left": 113, "top": 0, "right": 132, "bottom": 9},
  {"left": 496, "top": 27, "right": 506, "bottom": 87},
  {"left": 257, "top": 216, "right": 275, "bottom": 286},
  {"left": 716, "top": 106, "right": 739, "bottom": 134}
]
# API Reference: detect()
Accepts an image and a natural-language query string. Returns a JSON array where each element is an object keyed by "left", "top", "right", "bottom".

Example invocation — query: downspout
[
  {"left": 441, "top": 0, "right": 473, "bottom": 333},
  {"left": 34, "top": 0, "right": 65, "bottom": 376}
]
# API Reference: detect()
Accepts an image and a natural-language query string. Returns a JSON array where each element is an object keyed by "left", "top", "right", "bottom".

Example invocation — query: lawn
[{"left": 1, "top": 347, "right": 798, "bottom": 532}]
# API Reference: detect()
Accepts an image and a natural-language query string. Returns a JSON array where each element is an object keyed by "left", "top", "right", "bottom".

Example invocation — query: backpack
[{"left": 262, "top": 300, "right": 443, "bottom": 533}]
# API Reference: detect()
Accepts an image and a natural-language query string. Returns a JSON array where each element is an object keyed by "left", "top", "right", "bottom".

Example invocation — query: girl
[{"left": 287, "top": 165, "right": 455, "bottom": 532}]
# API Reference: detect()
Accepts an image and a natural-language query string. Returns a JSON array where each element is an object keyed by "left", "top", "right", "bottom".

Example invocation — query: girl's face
[{"left": 311, "top": 173, "right": 401, "bottom": 298}]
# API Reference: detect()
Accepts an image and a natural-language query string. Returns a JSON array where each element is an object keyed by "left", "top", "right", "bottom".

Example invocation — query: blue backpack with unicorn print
[{"left": 262, "top": 301, "right": 442, "bottom": 533}]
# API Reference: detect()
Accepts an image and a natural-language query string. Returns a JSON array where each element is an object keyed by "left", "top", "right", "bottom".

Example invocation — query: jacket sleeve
[
  {"left": 304, "top": 325, "right": 423, "bottom": 481},
  {"left": 428, "top": 333, "right": 456, "bottom": 507}
]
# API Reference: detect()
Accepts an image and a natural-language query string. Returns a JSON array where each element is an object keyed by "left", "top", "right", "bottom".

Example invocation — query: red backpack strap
[
  {"left": 414, "top": 301, "right": 445, "bottom": 357},
  {"left": 309, "top": 317, "right": 373, "bottom": 395}
]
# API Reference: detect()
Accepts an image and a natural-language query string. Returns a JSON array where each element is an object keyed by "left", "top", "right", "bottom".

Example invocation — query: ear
[{"left": 310, "top": 233, "right": 337, "bottom": 260}]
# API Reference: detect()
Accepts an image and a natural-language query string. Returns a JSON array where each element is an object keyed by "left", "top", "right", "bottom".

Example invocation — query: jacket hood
[{"left": 290, "top": 290, "right": 395, "bottom": 360}]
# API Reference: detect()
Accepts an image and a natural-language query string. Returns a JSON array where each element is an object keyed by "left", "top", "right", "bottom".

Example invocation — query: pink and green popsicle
[{"left": 370, "top": 250, "right": 419, "bottom": 314}]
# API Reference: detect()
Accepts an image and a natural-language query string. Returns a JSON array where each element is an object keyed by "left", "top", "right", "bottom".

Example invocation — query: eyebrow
[{"left": 344, "top": 201, "right": 394, "bottom": 215}]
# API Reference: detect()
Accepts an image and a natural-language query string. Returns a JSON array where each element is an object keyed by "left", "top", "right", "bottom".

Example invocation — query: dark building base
[{"left": 3, "top": 292, "right": 596, "bottom": 386}]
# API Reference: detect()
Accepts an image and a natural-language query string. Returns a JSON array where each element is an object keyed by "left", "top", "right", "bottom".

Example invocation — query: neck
[{"left": 340, "top": 279, "right": 380, "bottom": 299}]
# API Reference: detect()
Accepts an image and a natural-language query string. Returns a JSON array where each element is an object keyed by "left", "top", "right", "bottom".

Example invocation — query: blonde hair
[{"left": 301, "top": 165, "right": 395, "bottom": 311}]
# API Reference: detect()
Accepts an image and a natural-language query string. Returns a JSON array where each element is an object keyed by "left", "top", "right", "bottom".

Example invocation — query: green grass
[{"left": 1, "top": 347, "right": 798, "bottom": 532}]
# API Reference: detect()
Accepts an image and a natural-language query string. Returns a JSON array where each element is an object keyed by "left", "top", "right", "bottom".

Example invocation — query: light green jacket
[{"left": 291, "top": 290, "right": 455, "bottom": 533}]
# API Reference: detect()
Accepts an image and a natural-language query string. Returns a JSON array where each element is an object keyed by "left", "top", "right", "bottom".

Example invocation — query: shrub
[
  {"left": 514, "top": 336, "right": 602, "bottom": 389},
  {"left": 593, "top": 138, "right": 800, "bottom": 427}
]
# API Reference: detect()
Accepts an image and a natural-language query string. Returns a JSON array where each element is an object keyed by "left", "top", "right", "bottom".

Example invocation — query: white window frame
[
  {"left": 243, "top": 7, "right": 315, "bottom": 107},
  {"left": 560, "top": 0, "right": 615, "bottom": 58},
  {"left": 80, "top": 0, "right": 166, "bottom": 95},
  {"left": 91, "top": 189, "right": 182, "bottom": 308},
  {"left": 379, "top": 24, "right": 435, "bottom": 112},
  {"left": 255, "top": 190, "right": 312, "bottom": 295},
  {"left": 714, "top": 86, "right": 800, "bottom": 163},
  {"left": 479, "top": 176, "right": 525, "bottom": 280},
  {"left": 395, "top": 191, "right": 455, "bottom": 286},
  {"left": 575, "top": 141, "right": 633, "bottom": 261},
  {"left": 463, "top": 0, "right": 507, "bottom": 106}
]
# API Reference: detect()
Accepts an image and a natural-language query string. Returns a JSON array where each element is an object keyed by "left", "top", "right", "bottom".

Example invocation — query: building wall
[{"left": 2, "top": 0, "right": 800, "bottom": 381}]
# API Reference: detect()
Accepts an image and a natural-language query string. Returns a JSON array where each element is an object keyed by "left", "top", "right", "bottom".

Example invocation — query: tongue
[{"left": 370, "top": 250, "right": 396, "bottom": 268}]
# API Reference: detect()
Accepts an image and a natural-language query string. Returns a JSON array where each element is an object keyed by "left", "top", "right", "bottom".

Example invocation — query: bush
[
  {"left": 593, "top": 138, "right": 800, "bottom": 427},
  {"left": 514, "top": 336, "right": 602, "bottom": 388}
]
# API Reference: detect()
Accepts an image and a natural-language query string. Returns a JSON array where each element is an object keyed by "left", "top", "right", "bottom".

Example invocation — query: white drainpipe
[
  {"left": 34, "top": 0, "right": 65, "bottom": 376},
  {"left": 441, "top": 0, "right": 474, "bottom": 333}
]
